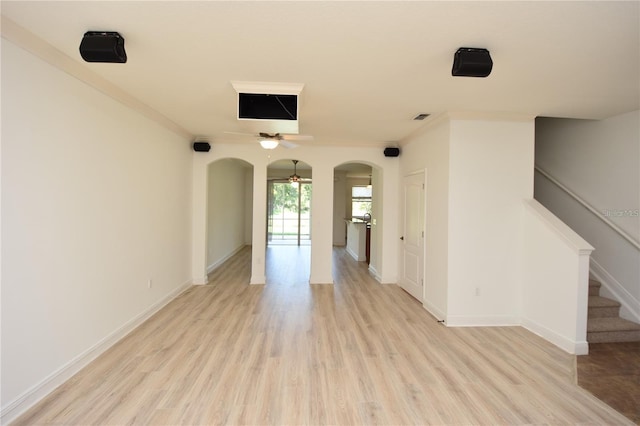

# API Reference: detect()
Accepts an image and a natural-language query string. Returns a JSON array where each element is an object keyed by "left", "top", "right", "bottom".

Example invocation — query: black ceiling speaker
[
  {"left": 452, "top": 47, "right": 493, "bottom": 77},
  {"left": 384, "top": 147, "right": 400, "bottom": 157},
  {"left": 79, "top": 31, "right": 127, "bottom": 63},
  {"left": 193, "top": 141, "right": 211, "bottom": 152}
]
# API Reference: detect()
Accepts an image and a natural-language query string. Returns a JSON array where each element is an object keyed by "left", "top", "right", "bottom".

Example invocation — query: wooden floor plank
[{"left": 13, "top": 245, "right": 634, "bottom": 425}]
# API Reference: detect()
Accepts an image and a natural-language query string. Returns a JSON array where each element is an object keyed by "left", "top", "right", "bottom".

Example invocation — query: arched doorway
[{"left": 266, "top": 159, "right": 312, "bottom": 282}]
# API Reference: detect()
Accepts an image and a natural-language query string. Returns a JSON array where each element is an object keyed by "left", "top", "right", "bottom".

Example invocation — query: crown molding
[
  {"left": 1, "top": 15, "right": 192, "bottom": 140},
  {"left": 230, "top": 80, "right": 304, "bottom": 95}
]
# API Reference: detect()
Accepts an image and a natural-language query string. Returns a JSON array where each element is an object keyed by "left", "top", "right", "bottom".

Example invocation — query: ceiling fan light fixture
[
  {"left": 289, "top": 159, "right": 301, "bottom": 185},
  {"left": 259, "top": 139, "right": 279, "bottom": 149}
]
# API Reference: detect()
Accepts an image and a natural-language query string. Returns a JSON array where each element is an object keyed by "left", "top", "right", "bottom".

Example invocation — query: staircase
[{"left": 587, "top": 278, "right": 640, "bottom": 343}]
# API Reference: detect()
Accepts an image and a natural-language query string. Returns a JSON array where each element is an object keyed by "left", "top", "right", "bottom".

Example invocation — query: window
[{"left": 351, "top": 185, "right": 372, "bottom": 218}]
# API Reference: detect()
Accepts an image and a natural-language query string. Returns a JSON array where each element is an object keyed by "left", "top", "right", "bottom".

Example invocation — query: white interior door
[{"left": 400, "top": 172, "right": 424, "bottom": 301}]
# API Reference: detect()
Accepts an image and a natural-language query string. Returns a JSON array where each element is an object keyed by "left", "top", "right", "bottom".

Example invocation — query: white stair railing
[{"left": 535, "top": 166, "right": 640, "bottom": 251}]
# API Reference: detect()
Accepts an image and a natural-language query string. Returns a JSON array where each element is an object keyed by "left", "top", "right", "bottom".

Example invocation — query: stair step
[
  {"left": 587, "top": 317, "right": 640, "bottom": 343},
  {"left": 588, "top": 279, "right": 601, "bottom": 296},
  {"left": 588, "top": 329, "right": 640, "bottom": 343},
  {"left": 588, "top": 296, "right": 621, "bottom": 318},
  {"left": 588, "top": 295, "right": 619, "bottom": 308},
  {"left": 588, "top": 317, "right": 640, "bottom": 333}
]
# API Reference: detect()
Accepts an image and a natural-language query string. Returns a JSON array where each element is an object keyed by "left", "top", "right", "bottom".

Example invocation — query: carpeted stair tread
[
  {"left": 589, "top": 279, "right": 601, "bottom": 288},
  {"left": 588, "top": 317, "right": 640, "bottom": 333},
  {"left": 588, "top": 280, "right": 601, "bottom": 296},
  {"left": 588, "top": 296, "right": 621, "bottom": 308}
]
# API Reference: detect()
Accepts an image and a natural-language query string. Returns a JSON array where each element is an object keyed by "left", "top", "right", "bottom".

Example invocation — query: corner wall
[
  {"left": 1, "top": 39, "right": 192, "bottom": 419},
  {"left": 521, "top": 200, "right": 593, "bottom": 355},
  {"left": 446, "top": 117, "right": 534, "bottom": 325},
  {"left": 400, "top": 114, "right": 535, "bottom": 325}
]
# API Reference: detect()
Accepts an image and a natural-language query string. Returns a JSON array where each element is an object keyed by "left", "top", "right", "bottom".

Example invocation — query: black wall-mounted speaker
[
  {"left": 193, "top": 142, "right": 211, "bottom": 152},
  {"left": 452, "top": 47, "right": 493, "bottom": 77},
  {"left": 384, "top": 147, "right": 400, "bottom": 157},
  {"left": 79, "top": 31, "right": 127, "bottom": 63}
]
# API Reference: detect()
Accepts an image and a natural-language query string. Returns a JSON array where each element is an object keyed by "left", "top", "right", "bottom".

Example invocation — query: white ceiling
[{"left": 2, "top": 1, "right": 639, "bottom": 147}]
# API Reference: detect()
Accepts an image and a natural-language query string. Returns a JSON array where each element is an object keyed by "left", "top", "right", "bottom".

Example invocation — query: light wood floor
[{"left": 15, "top": 246, "right": 632, "bottom": 425}]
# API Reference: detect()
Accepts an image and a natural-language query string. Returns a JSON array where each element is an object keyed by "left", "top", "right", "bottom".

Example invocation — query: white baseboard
[
  {"left": 250, "top": 275, "right": 266, "bottom": 285},
  {"left": 192, "top": 276, "right": 208, "bottom": 285},
  {"left": 207, "top": 244, "right": 246, "bottom": 274},
  {"left": 0, "top": 279, "right": 193, "bottom": 424},
  {"left": 521, "top": 317, "right": 588, "bottom": 355},
  {"left": 590, "top": 259, "right": 640, "bottom": 323},
  {"left": 345, "top": 246, "right": 360, "bottom": 262},
  {"left": 445, "top": 315, "right": 520, "bottom": 328},
  {"left": 423, "top": 299, "right": 445, "bottom": 322},
  {"left": 368, "top": 265, "right": 382, "bottom": 283}
]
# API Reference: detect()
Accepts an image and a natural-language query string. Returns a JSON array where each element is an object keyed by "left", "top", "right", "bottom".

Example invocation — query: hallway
[{"left": 15, "top": 247, "right": 632, "bottom": 425}]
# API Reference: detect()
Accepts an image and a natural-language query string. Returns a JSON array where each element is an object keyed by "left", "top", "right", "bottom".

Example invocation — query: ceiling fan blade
[
  {"left": 279, "top": 140, "right": 299, "bottom": 149},
  {"left": 281, "top": 134, "right": 314, "bottom": 141}
]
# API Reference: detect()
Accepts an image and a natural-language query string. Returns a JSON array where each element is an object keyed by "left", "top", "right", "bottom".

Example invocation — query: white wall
[
  {"left": 206, "top": 159, "right": 251, "bottom": 272},
  {"left": 400, "top": 115, "right": 450, "bottom": 320},
  {"left": 535, "top": 112, "right": 640, "bottom": 321},
  {"left": 521, "top": 200, "right": 593, "bottom": 355},
  {"left": 446, "top": 117, "right": 534, "bottom": 325},
  {"left": 1, "top": 39, "right": 192, "bottom": 419},
  {"left": 400, "top": 114, "right": 535, "bottom": 325}
]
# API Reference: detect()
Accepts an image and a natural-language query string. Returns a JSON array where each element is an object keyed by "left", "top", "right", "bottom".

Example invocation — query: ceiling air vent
[{"left": 413, "top": 113, "right": 430, "bottom": 121}]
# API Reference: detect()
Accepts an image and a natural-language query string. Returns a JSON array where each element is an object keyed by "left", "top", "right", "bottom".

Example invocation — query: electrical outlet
[{"left": 475, "top": 287, "right": 480, "bottom": 296}]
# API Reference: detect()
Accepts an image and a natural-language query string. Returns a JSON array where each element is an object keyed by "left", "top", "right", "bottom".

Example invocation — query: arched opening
[
  {"left": 334, "top": 162, "right": 383, "bottom": 279},
  {"left": 266, "top": 159, "right": 312, "bottom": 282},
  {"left": 205, "top": 158, "right": 254, "bottom": 280}
]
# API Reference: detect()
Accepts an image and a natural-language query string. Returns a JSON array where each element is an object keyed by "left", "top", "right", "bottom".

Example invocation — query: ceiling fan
[
  {"left": 224, "top": 131, "right": 313, "bottom": 149},
  {"left": 267, "top": 160, "right": 312, "bottom": 183}
]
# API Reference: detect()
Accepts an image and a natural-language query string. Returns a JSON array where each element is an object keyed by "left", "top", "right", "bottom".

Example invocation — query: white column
[
  {"left": 250, "top": 164, "right": 267, "bottom": 284},
  {"left": 191, "top": 156, "right": 208, "bottom": 284},
  {"left": 310, "top": 164, "right": 334, "bottom": 284}
]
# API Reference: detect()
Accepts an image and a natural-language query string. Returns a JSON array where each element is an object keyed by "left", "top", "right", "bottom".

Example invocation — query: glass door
[{"left": 267, "top": 181, "right": 312, "bottom": 245}]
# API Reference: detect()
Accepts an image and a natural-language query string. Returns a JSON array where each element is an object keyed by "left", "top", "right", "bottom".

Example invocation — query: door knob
[{"left": 400, "top": 236, "right": 404, "bottom": 240}]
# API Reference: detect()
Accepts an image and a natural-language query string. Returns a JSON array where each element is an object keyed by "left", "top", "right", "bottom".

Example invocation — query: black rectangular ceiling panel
[{"left": 239, "top": 93, "right": 297, "bottom": 120}]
